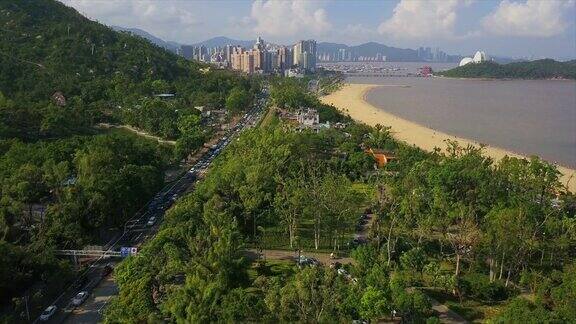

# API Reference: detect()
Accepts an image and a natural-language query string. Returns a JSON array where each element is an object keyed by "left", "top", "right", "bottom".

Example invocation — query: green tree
[
  {"left": 225, "top": 86, "right": 250, "bottom": 115},
  {"left": 400, "top": 247, "right": 427, "bottom": 274},
  {"left": 360, "top": 287, "right": 392, "bottom": 321}
]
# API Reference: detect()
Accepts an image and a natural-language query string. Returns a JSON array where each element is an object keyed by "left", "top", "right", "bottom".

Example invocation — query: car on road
[
  {"left": 337, "top": 268, "right": 349, "bottom": 277},
  {"left": 71, "top": 275, "right": 88, "bottom": 290},
  {"left": 101, "top": 263, "right": 114, "bottom": 278},
  {"left": 147, "top": 216, "right": 156, "bottom": 226},
  {"left": 297, "top": 255, "right": 320, "bottom": 267},
  {"left": 348, "top": 235, "right": 365, "bottom": 248},
  {"left": 71, "top": 291, "right": 89, "bottom": 306},
  {"left": 40, "top": 305, "right": 57, "bottom": 321}
]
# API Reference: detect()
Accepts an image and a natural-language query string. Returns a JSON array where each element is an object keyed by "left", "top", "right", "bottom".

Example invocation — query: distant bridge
[{"left": 344, "top": 73, "right": 426, "bottom": 77}]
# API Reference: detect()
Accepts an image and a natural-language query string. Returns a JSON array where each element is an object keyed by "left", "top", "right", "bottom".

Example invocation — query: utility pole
[{"left": 24, "top": 295, "right": 30, "bottom": 322}]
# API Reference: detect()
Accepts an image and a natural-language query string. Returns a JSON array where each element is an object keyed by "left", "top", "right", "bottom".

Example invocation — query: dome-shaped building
[
  {"left": 459, "top": 57, "right": 473, "bottom": 67},
  {"left": 459, "top": 50, "right": 489, "bottom": 67},
  {"left": 473, "top": 51, "right": 488, "bottom": 63}
]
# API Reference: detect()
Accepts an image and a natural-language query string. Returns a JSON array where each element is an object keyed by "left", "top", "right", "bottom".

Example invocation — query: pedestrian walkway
[
  {"left": 245, "top": 249, "right": 354, "bottom": 265},
  {"left": 428, "top": 296, "right": 469, "bottom": 324}
]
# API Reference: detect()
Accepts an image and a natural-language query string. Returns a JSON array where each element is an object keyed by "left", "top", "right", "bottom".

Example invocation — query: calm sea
[{"left": 345, "top": 63, "right": 576, "bottom": 168}]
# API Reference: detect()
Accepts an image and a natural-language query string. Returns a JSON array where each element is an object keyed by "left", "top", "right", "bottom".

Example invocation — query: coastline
[{"left": 321, "top": 83, "right": 576, "bottom": 193}]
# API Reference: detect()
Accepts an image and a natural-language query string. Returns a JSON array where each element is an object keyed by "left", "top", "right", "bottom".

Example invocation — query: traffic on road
[{"left": 35, "top": 91, "right": 268, "bottom": 324}]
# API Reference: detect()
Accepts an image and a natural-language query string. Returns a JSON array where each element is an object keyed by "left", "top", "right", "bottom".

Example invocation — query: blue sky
[{"left": 61, "top": 0, "right": 576, "bottom": 59}]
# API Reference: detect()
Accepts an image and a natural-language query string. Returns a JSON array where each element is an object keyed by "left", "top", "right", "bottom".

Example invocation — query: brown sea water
[{"left": 347, "top": 71, "right": 576, "bottom": 168}]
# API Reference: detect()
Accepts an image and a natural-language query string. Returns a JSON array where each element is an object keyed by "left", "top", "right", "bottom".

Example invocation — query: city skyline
[
  {"left": 180, "top": 37, "right": 317, "bottom": 75},
  {"left": 179, "top": 37, "right": 462, "bottom": 68},
  {"left": 59, "top": 0, "right": 576, "bottom": 60}
]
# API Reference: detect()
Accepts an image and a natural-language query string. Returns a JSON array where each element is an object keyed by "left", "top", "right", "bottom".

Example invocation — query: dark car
[
  {"left": 72, "top": 275, "right": 88, "bottom": 290},
  {"left": 297, "top": 255, "right": 321, "bottom": 267},
  {"left": 101, "top": 263, "right": 113, "bottom": 278}
]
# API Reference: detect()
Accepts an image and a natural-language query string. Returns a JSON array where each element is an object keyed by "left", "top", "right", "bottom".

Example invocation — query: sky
[{"left": 60, "top": 0, "right": 576, "bottom": 59}]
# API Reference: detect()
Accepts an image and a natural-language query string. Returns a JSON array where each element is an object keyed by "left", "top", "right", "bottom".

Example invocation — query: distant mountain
[
  {"left": 439, "top": 59, "right": 576, "bottom": 80},
  {"left": 317, "top": 42, "right": 461, "bottom": 62},
  {"left": 192, "top": 36, "right": 254, "bottom": 49},
  {"left": 112, "top": 26, "right": 180, "bottom": 52},
  {"left": 316, "top": 42, "right": 348, "bottom": 52}
]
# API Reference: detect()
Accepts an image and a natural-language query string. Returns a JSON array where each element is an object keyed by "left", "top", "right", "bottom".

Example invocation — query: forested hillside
[
  {"left": 0, "top": 0, "right": 257, "bottom": 141},
  {"left": 439, "top": 59, "right": 576, "bottom": 80}
]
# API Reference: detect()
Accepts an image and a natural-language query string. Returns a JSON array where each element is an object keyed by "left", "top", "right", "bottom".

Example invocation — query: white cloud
[
  {"left": 377, "top": 0, "right": 470, "bottom": 39},
  {"left": 249, "top": 0, "right": 331, "bottom": 39},
  {"left": 59, "top": 0, "right": 201, "bottom": 41},
  {"left": 481, "top": 0, "right": 575, "bottom": 37},
  {"left": 339, "top": 24, "right": 378, "bottom": 44}
]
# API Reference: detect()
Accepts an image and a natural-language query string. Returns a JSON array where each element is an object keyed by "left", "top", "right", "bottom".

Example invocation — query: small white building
[
  {"left": 296, "top": 108, "right": 320, "bottom": 126},
  {"left": 285, "top": 68, "right": 305, "bottom": 78}
]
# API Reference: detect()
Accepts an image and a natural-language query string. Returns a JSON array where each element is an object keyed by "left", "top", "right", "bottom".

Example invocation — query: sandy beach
[{"left": 321, "top": 83, "right": 576, "bottom": 193}]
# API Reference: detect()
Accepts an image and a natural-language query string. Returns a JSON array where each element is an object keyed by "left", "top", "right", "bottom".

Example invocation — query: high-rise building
[
  {"left": 254, "top": 36, "right": 265, "bottom": 51},
  {"left": 231, "top": 46, "right": 244, "bottom": 71},
  {"left": 180, "top": 45, "right": 194, "bottom": 60},
  {"left": 225, "top": 45, "right": 233, "bottom": 65},
  {"left": 293, "top": 40, "right": 316, "bottom": 72},
  {"left": 242, "top": 51, "right": 254, "bottom": 74},
  {"left": 253, "top": 48, "right": 263, "bottom": 71},
  {"left": 293, "top": 42, "right": 302, "bottom": 66},
  {"left": 277, "top": 46, "right": 293, "bottom": 70}
]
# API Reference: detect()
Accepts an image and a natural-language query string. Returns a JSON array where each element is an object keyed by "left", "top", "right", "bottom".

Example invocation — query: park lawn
[
  {"left": 247, "top": 259, "right": 296, "bottom": 282},
  {"left": 258, "top": 107, "right": 277, "bottom": 128},
  {"left": 351, "top": 182, "right": 377, "bottom": 202},
  {"left": 424, "top": 288, "right": 509, "bottom": 323},
  {"left": 259, "top": 218, "right": 358, "bottom": 252}
]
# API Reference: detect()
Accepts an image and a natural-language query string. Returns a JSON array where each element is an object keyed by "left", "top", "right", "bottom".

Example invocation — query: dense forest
[
  {"left": 0, "top": 0, "right": 257, "bottom": 320},
  {"left": 439, "top": 59, "right": 576, "bottom": 80},
  {"left": 106, "top": 80, "right": 576, "bottom": 322}
]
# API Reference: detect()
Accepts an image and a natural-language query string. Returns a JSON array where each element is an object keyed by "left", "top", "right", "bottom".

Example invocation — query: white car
[
  {"left": 40, "top": 305, "right": 57, "bottom": 321},
  {"left": 337, "top": 268, "right": 349, "bottom": 276},
  {"left": 146, "top": 217, "right": 156, "bottom": 227},
  {"left": 71, "top": 291, "right": 89, "bottom": 306}
]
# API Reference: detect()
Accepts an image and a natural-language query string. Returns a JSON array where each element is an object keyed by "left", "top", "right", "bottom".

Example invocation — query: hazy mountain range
[
  {"left": 111, "top": 26, "right": 182, "bottom": 52},
  {"left": 112, "top": 26, "right": 525, "bottom": 63}
]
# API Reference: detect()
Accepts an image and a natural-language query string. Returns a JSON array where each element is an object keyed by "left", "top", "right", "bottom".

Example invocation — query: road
[{"left": 34, "top": 92, "right": 268, "bottom": 324}]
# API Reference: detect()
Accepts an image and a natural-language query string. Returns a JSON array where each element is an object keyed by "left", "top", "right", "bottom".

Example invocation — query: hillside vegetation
[
  {"left": 106, "top": 79, "right": 576, "bottom": 323},
  {"left": 439, "top": 59, "right": 576, "bottom": 80},
  {"left": 0, "top": 0, "right": 257, "bottom": 141},
  {"left": 0, "top": 1, "right": 257, "bottom": 320}
]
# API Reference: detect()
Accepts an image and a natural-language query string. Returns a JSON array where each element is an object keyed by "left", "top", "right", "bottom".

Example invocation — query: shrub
[
  {"left": 400, "top": 247, "right": 427, "bottom": 273},
  {"left": 460, "top": 273, "right": 508, "bottom": 302},
  {"left": 493, "top": 298, "right": 554, "bottom": 323}
]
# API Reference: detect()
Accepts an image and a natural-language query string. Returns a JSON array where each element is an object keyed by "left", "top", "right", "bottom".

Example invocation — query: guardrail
[{"left": 55, "top": 250, "right": 122, "bottom": 257}]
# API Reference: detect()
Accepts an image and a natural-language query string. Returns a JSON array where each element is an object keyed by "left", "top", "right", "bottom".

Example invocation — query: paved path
[
  {"left": 97, "top": 123, "right": 176, "bottom": 145},
  {"left": 246, "top": 249, "right": 354, "bottom": 265},
  {"left": 428, "top": 296, "right": 469, "bottom": 324}
]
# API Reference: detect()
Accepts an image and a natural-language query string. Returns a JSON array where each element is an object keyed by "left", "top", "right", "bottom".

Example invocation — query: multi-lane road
[{"left": 34, "top": 93, "right": 267, "bottom": 324}]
